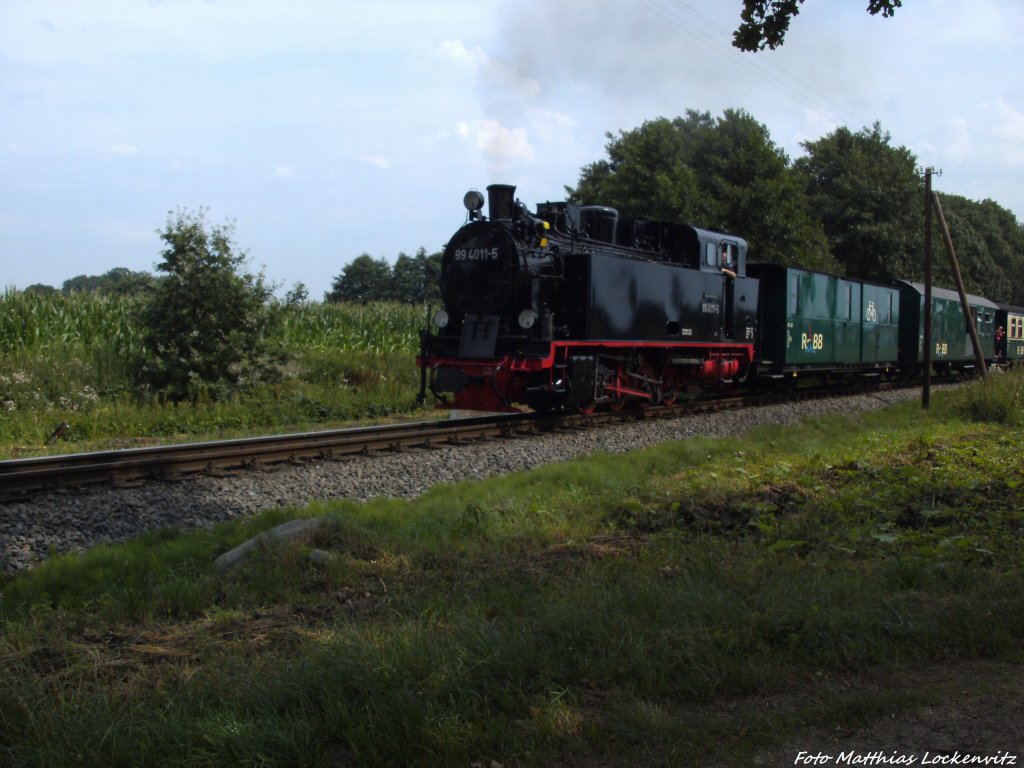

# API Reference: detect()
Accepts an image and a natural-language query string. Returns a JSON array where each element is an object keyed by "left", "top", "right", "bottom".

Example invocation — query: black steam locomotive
[
  {"left": 417, "top": 183, "right": 1016, "bottom": 413},
  {"left": 417, "top": 183, "right": 758, "bottom": 412}
]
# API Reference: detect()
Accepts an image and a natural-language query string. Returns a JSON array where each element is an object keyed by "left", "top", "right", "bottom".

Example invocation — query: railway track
[{"left": 0, "top": 380, "right": 921, "bottom": 495}]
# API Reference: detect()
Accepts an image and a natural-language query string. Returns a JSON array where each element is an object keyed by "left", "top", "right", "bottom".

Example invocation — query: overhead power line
[{"left": 635, "top": 0, "right": 871, "bottom": 130}]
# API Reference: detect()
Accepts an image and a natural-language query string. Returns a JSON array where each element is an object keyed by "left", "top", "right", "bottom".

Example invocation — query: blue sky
[{"left": 3, "top": 0, "right": 1022, "bottom": 299}]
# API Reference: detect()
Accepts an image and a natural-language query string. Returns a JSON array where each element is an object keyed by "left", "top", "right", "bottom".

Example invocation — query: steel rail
[
  {"left": 0, "top": 377, "right": 929, "bottom": 495},
  {"left": 0, "top": 412, "right": 539, "bottom": 494}
]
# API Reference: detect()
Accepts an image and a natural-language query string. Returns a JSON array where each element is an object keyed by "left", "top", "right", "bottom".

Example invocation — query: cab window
[
  {"left": 705, "top": 243, "right": 717, "bottom": 267},
  {"left": 722, "top": 243, "right": 735, "bottom": 267}
]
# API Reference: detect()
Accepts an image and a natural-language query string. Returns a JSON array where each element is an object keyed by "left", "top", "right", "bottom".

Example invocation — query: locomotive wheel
[
  {"left": 577, "top": 402, "right": 597, "bottom": 415},
  {"left": 606, "top": 364, "right": 628, "bottom": 411},
  {"left": 636, "top": 362, "right": 658, "bottom": 410},
  {"left": 661, "top": 366, "right": 679, "bottom": 406}
]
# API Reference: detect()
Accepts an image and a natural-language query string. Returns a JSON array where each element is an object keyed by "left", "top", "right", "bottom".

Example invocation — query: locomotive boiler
[{"left": 417, "top": 184, "right": 759, "bottom": 412}]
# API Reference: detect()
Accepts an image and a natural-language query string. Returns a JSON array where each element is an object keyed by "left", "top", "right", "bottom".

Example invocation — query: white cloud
[
  {"left": 938, "top": 101, "right": 1024, "bottom": 168},
  {"left": 486, "top": 62, "right": 541, "bottom": 102},
  {"left": 944, "top": 117, "right": 975, "bottom": 163},
  {"left": 456, "top": 119, "right": 535, "bottom": 162},
  {"left": 527, "top": 107, "right": 575, "bottom": 139},
  {"left": 359, "top": 155, "right": 391, "bottom": 170},
  {"left": 432, "top": 39, "right": 489, "bottom": 69},
  {"left": 428, "top": 37, "right": 540, "bottom": 101},
  {"left": 789, "top": 109, "right": 838, "bottom": 155},
  {"left": 270, "top": 165, "right": 296, "bottom": 179}
]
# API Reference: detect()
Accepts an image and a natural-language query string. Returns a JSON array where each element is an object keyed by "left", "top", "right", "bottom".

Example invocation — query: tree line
[
  {"left": 570, "top": 111, "right": 1024, "bottom": 305},
  {"left": 325, "top": 249, "right": 442, "bottom": 304},
  {"left": 33, "top": 110, "right": 1024, "bottom": 308},
  {"left": 25, "top": 267, "right": 157, "bottom": 298},
  {"left": 30, "top": 247, "right": 443, "bottom": 307}
]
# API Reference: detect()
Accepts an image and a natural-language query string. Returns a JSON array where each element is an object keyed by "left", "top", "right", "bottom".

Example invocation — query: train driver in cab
[{"left": 721, "top": 244, "right": 737, "bottom": 280}]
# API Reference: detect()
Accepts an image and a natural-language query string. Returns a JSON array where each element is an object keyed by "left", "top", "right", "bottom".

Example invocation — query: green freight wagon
[
  {"left": 748, "top": 264, "right": 899, "bottom": 380},
  {"left": 886, "top": 280, "right": 995, "bottom": 373},
  {"left": 995, "top": 302, "right": 1024, "bottom": 364}
]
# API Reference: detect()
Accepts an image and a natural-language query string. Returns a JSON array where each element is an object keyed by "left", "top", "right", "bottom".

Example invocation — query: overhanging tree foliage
[
  {"left": 136, "top": 208, "right": 282, "bottom": 402},
  {"left": 733, "top": 0, "right": 903, "bottom": 51}
]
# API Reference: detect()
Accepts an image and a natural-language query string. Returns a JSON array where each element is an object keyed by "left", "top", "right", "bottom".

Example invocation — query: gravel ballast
[{"left": 1, "top": 389, "right": 928, "bottom": 572}]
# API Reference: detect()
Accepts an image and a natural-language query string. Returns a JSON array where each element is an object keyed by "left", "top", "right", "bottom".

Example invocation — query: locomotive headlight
[
  {"left": 463, "top": 190, "right": 485, "bottom": 213},
  {"left": 518, "top": 309, "right": 537, "bottom": 330},
  {"left": 433, "top": 309, "right": 450, "bottom": 329}
]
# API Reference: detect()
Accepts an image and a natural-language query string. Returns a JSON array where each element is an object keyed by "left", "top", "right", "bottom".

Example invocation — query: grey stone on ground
[{"left": 213, "top": 517, "right": 328, "bottom": 572}]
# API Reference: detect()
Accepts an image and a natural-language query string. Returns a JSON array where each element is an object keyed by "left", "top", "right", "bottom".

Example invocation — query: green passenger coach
[
  {"left": 886, "top": 280, "right": 996, "bottom": 373},
  {"left": 995, "top": 303, "right": 1024, "bottom": 364},
  {"left": 748, "top": 264, "right": 899, "bottom": 378}
]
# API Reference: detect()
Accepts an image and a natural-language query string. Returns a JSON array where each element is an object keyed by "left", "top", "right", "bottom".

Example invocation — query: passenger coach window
[
  {"left": 843, "top": 284, "right": 853, "bottom": 320},
  {"left": 789, "top": 274, "right": 799, "bottom": 315}
]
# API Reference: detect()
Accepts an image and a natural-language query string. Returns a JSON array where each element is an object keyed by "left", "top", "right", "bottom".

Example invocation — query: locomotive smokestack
[{"left": 487, "top": 184, "right": 516, "bottom": 221}]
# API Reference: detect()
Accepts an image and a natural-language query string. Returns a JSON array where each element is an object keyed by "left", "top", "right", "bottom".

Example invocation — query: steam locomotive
[{"left": 416, "top": 183, "right": 1023, "bottom": 413}]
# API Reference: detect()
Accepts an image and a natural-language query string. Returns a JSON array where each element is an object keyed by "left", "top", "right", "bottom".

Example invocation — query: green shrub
[
  {"left": 135, "top": 209, "right": 284, "bottom": 403},
  {"left": 947, "top": 369, "right": 1024, "bottom": 427}
]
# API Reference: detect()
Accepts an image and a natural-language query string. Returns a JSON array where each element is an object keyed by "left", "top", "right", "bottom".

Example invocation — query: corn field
[
  {"left": 0, "top": 289, "right": 426, "bottom": 358},
  {"left": 0, "top": 289, "right": 145, "bottom": 356},
  {"left": 0, "top": 290, "right": 429, "bottom": 444},
  {"left": 276, "top": 301, "right": 426, "bottom": 354}
]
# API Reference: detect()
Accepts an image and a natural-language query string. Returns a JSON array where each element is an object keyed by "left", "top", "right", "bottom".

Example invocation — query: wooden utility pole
[
  {"left": 923, "top": 168, "right": 933, "bottom": 408},
  {"left": 931, "top": 191, "right": 987, "bottom": 376}
]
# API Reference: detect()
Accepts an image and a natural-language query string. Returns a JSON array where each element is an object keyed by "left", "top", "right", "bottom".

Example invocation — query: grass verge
[{"left": 1, "top": 375, "right": 1023, "bottom": 766}]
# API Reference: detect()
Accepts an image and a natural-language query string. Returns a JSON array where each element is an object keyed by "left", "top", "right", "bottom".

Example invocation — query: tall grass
[{"left": 945, "top": 367, "right": 1024, "bottom": 427}]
